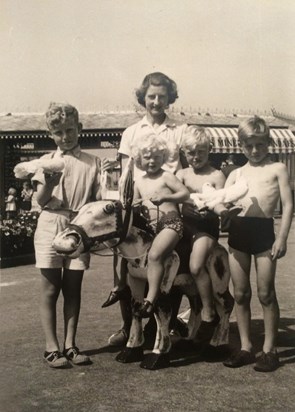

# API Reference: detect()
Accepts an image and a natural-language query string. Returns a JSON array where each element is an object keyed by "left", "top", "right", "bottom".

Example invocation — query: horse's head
[
  {"left": 52, "top": 200, "right": 131, "bottom": 258},
  {"left": 52, "top": 157, "right": 134, "bottom": 258}
]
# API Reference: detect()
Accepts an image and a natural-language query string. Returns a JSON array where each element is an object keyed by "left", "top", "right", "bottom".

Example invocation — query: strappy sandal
[
  {"left": 63, "top": 347, "right": 91, "bottom": 365},
  {"left": 43, "top": 351, "right": 69, "bottom": 368}
]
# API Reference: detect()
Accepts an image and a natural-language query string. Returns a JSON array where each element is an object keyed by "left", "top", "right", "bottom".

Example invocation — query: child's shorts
[
  {"left": 34, "top": 210, "right": 90, "bottom": 270},
  {"left": 228, "top": 216, "right": 275, "bottom": 255},
  {"left": 151, "top": 211, "right": 183, "bottom": 239},
  {"left": 182, "top": 204, "right": 219, "bottom": 241}
]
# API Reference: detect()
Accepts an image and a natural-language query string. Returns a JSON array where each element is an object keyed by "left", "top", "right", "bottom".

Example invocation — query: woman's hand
[{"left": 101, "top": 158, "right": 119, "bottom": 173}]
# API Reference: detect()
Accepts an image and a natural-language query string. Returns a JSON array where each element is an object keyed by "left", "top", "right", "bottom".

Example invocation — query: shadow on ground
[{"left": 84, "top": 317, "right": 295, "bottom": 370}]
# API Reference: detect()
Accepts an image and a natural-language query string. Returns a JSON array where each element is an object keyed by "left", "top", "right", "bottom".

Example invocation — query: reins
[{"left": 92, "top": 243, "right": 149, "bottom": 260}]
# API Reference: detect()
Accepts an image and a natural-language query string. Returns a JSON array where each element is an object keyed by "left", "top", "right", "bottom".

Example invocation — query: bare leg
[
  {"left": 119, "top": 299, "right": 132, "bottom": 332},
  {"left": 189, "top": 235, "right": 216, "bottom": 321},
  {"left": 40, "top": 268, "right": 62, "bottom": 352},
  {"left": 145, "top": 229, "right": 180, "bottom": 305},
  {"left": 228, "top": 248, "right": 252, "bottom": 352},
  {"left": 62, "top": 269, "right": 84, "bottom": 349},
  {"left": 107, "top": 257, "right": 132, "bottom": 345},
  {"left": 255, "top": 252, "right": 278, "bottom": 353},
  {"left": 112, "top": 255, "right": 128, "bottom": 292}
]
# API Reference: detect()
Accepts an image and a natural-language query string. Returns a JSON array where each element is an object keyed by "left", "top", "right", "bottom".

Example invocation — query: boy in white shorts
[{"left": 33, "top": 102, "right": 101, "bottom": 368}]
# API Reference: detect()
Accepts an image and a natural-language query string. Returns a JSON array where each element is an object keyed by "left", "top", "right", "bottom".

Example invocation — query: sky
[{"left": 1, "top": 0, "right": 295, "bottom": 115}]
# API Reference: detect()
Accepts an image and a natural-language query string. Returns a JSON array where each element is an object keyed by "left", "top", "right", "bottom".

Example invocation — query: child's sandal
[
  {"left": 63, "top": 346, "right": 91, "bottom": 365},
  {"left": 43, "top": 351, "right": 69, "bottom": 368}
]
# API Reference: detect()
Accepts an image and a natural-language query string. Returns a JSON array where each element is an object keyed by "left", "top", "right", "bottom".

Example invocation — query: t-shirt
[{"left": 118, "top": 115, "right": 188, "bottom": 179}]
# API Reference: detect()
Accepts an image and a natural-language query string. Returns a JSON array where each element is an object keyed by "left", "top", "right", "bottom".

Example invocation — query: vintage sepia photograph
[{"left": 1, "top": 1, "right": 294, "bottom": 411}]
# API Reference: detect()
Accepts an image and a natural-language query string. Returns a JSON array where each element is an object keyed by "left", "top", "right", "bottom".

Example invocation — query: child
[
  {"left": 5, "top": 187, "right": 17, "bottom": 219},
  {"left": 132, "top": 133, "right": 189, "bottom": 316},
  {"left": 223, "top": 116, "right": 293, "bottom": 372},
  {"left": 176, "top": 126, "right": 227, "bottom": 342},
  {"left": 20, "top": 181, "right": 34, "bottom": 212},
  {"left": 33, "top": 102, "right": 101, "bottom": 368},
  {"left": 102, "top": 72, "right": 188, "bottom": 345}
]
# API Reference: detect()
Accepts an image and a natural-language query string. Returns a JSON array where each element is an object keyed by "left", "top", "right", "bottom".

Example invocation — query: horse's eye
[{"left": 103, "top": 203, "right": 115, "bottom": 214}]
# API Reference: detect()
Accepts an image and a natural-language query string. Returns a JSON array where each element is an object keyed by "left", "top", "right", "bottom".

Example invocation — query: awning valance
[
  {"left": 207, "top": 127, "right": 295, "bottom": 154},
  {"left": 0, "top": 130, "right": 122, "bottom": 140}
]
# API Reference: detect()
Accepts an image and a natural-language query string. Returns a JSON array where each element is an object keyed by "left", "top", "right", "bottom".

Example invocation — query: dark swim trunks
[
  {"left": 228, "top": 216, "right": 275, "bottom": 254},
  {"left": 182, "top": 203, "right": 219, "bottom": 241}
]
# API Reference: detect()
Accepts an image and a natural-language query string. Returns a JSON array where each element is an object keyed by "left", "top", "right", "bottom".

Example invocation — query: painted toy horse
[{"left": 52, "top": 159, "right": 234, "bottom": 370}]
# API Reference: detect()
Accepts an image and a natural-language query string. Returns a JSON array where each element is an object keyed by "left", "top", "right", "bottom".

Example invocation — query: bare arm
[
  {"left": 150, "top": 172, "right": 190, "bottom": 205},
  {"left": 272, "top": 164, "right": 293, "bottom": 260},
  {"left": 175, "top": 169, "right": 185, "bottom": 183},
  {"left": 91, "top": 157, "right": 102, "bottom": 201},
  {"left": 224, "top": 168, "right": 238, "bottom": 188},
  {"left": 35, "top": 172, "right": 62, "bottom": 208},
  {"left": 214, "top": 170, "right": 226, "bottom": 190},
  {"left": 120, "top": 154, "right": 129, "bottom": 172},
  {"left": 133, "top": 181, "right": 142, "bottom": 204},
  {"left": 101, "top": 157, "right": 119, "bottom": 172}
]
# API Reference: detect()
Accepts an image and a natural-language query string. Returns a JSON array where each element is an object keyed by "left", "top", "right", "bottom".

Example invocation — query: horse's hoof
[
  {"left": 194, "top": 313, "right": 220, "bottom": 344},
  {"left": 115, "top": 346, "right": 144, "bottom": 363},
  {"left": 140, "top": 353, "right": 170, "bottom": 370}
]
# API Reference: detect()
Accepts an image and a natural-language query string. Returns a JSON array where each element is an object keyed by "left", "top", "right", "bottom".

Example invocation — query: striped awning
[{"left": 207, "top": 127, "right": 295, "bottom": 154}]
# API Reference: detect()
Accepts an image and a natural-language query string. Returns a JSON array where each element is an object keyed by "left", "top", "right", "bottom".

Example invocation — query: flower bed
[{"left": 1, "top": 211, "right": 39, "bottom": 260}]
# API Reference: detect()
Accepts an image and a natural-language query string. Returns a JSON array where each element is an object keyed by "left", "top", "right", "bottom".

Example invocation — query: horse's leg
[
  {"left": 173, "top": 273, "right": 203, "bottom": 340},
  {"left": 116, "top": 275, "right": 146, "bottom": 363},
  {"left": 140, "top": 252, "right": 179, "bottom": 370},
  {"left": 206, "top": 244, "right": 234, "bottom": 347}
]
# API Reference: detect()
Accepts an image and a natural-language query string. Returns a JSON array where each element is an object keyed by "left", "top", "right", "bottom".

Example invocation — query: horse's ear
[{"left": 118, "top": 157, "right": 134, "bottom": 208}]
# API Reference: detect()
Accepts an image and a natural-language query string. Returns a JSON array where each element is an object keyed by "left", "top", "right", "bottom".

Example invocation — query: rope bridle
[{"left": 67, "top": 200, "right": 132, "bottom": 252}]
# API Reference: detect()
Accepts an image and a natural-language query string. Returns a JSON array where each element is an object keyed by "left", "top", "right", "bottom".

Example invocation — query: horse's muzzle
[{"left": 52, "top": 228, "right": 85, "bottom": 258}]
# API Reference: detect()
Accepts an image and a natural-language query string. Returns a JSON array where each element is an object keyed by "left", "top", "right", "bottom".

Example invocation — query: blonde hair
[
  {"left": 131, "top": 133, "right": 172, "bottom": 170},
  {"left": 8, "top": 187, "right": 17, "bottom": 196},
  {"left": 45, "top": 102, "right": 79, "bottom": 130},
  {"left": 238, "top": 115, "right": 270, "bottom": 144},
  {"left": 181, "top": 126, "right": 212, "bottom": 151}
]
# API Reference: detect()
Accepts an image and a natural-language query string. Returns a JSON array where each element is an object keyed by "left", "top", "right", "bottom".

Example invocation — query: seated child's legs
[
  {"left": 228, "top": 248, "right": 252, "bottom": 351},
  {"left": 62, "top": 269, "right": 84, "bottom": 350},
  {"left": 113, "top": 256, "right": 128, "bottom": 291},
  {"left": 40, "top": 268, "right": 62, "bottom": 352},
  {"left": 146, "top": 228, "right": 180, "bottom": 305},
  {"left": 104, "top": 256, "right": 132, "bottom": 345},
  {"left": 189, "top": 234, "right": 216, "bottom": 321},
  {"left": 255, "top": 253, "right": 279, "bottom": 353}
]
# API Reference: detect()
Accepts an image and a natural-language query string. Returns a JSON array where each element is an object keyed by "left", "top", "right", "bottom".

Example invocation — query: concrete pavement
[{"left": 0, "top": 218, "right": 294, "bottom": 412}]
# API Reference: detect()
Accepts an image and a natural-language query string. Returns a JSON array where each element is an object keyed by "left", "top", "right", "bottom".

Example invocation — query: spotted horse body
[{"left": 52, "top": 159, "right": 234, "bottom": 369}]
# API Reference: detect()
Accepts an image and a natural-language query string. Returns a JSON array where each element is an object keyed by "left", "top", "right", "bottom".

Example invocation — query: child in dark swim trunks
[
  {"left": 176, "top": 126, "right": 227, "bottom": 340},
  {"left": 132, "top": 133, "right": 189, "bottom": 316},
  {"left": 222, "top": 116, "right": 293, "bottom": 372}
]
